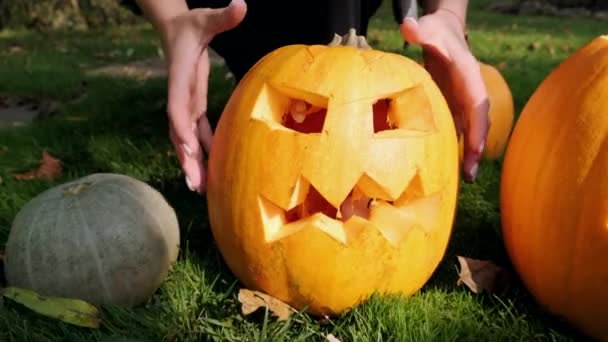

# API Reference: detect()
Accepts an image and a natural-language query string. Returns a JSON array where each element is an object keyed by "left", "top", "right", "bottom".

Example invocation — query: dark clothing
[{"left": 186, "top": 0, "right": 417, "bottom": 80}]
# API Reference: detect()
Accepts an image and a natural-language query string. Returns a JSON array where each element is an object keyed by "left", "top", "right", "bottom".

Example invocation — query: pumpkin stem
[
  {"left": 328, "top": 28, "right": 372, "bottom": 50},
  {"left": 63, "top": 182, "right": 93, "bottom": 195}
]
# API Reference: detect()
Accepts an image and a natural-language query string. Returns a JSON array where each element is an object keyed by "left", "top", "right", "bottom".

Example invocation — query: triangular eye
[
  {"left": 282, "top": 100, "right": 327, "bottom": 134},
  {"left": 373, "top": 99, "right": 395, "bottom": 133},
  {"left": 372, "top": 84, "right": 438, "bottom": 137},
  {"left": 250, "top": 82, "right": 329, "bottom": 134}
]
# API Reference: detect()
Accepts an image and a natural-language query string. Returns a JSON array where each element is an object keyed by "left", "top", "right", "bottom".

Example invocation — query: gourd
[
  {"left": 206, "top": 29, "right": 460, "bottom": 315},
  {"left": 4, "top": 173, "right": 181, "bottom": 307},
  {"left": 501, "top": 35, "right": 608, "bottom": 341}
]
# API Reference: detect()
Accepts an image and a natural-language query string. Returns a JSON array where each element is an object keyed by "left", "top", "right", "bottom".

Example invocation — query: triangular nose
[{"left": 301, "top": 100, "right": 373, "bottom": 209}]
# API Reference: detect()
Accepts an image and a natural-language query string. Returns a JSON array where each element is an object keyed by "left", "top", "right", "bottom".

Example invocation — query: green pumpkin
[{"left": 4, "top": 173, "right": 180, "bottom": 307}]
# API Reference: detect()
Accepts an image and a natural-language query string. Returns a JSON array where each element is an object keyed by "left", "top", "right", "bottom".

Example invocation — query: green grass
[{"left": 0, "top": 1, "right": 605, "bottom": 341}]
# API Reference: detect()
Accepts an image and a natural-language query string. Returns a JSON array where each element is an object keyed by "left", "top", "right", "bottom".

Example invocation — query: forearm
[
  {"left": 421, "top": 0, "right": 468, "bottom": 30},
  {"left": 134, "top": 0, "right": 189, "bottom": 32}
]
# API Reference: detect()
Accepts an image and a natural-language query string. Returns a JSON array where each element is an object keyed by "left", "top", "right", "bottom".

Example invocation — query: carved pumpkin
[
  {"left": 501, "top": 36, "right": 608, "bottom": 341},
  {"left": 206, "top": 30, "right": 460, "bottom": 315}
]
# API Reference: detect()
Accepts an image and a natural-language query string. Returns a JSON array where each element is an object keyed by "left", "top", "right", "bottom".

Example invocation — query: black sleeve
[{"left": 392, "top": 0, "right": 419, "bottom": 23}]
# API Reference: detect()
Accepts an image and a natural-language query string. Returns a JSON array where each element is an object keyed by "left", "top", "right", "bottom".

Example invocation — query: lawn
[{"left": 0, "top": 1, "right": 605, "bottom": 341}]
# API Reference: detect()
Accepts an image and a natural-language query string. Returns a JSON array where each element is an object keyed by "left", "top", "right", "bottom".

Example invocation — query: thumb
[
  {"left": 400, "top": 17, "right": 423, "bottom": 45},
  {"left": 400, "top": 17, "right": 450, "bottom": 59},
  {"left": 198, "top": 0, "right": 247, "bottom": 37}
]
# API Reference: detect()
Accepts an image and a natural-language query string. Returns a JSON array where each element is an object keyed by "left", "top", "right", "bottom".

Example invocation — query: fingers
[
  {"left": 170, "top": 124, "right": 205, "bottom": 192},
  {"left": 462, "top": 99, "right": 490, "bottom": 183},
  {"left": 163, "top": 2, "right": 245, "bottom": 194},
  {"left": 166, "top": 38, "right": 205, "bottom": 192},
  {"left": 453, "top": 58, "right": 490, "bottom": 183},
  {"left": 400, "top": 17, "right": 423, "bottom": 45},
  {"left": 198, "top": 115, "right": 214, "bottom": 154},
  {"left": 192, "top": 49, "right": 210, "bottom": 124}
]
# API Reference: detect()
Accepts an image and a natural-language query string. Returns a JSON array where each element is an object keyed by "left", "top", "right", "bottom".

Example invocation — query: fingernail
[
  {"left": 404, "top": 17, "right": 417, "bottom": 25},
  {"left": 479, "top": 141, "right": 486, "bottom": 154},
  {"left": 182, "top": 143, "right": 192, "bottom": 156},
  {"left": 185, "top": 176, "right": 194, "bottom": 191},
  {"left": 469, "top": 163, "right": 479, "bottom": 182}
]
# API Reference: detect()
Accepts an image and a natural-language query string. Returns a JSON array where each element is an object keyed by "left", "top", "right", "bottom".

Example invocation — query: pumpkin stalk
[{"left": 328, "top": 28, "right": 372, "bottom": 50}]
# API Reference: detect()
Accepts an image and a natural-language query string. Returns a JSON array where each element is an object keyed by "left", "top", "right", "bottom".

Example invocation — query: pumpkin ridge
[
  {"left": 567, "top": 138, "right": 608, "bottom": 314},
  {"left": 74, "top": 196, "right": 113, "bottom": 302},
  {"left": 103, "top": 182, "right": 172, "bottom": 252},
  {"left": 23, "top": 198, "right": 49, "bottom": 289}
]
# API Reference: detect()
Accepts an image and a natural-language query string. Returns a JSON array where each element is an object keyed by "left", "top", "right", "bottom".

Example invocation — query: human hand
[
  {"left": 400, "top": 8, "right": 490, "bottom": 183},
  {"left": 159, "top": 0, "right": 246, "bottom": 192}
]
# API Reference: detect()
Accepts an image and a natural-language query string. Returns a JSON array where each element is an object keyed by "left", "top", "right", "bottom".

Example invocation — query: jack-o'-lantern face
[{"left": 207, "top": 33, "right": 460, "bottom": 316}]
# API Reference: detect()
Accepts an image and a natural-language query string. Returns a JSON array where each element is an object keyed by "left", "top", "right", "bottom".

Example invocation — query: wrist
[
  {"left": 135, "top": 1, "right": 190, "bottom": 35},
  {"left": 436, "top": 8, "right": 466, "bottom": 33},
  {"left": 426, "top": 3, "right": 470, "bottom": 47},
  {"left": 423, "top": 1, "right": 468, "bottom": 33}
]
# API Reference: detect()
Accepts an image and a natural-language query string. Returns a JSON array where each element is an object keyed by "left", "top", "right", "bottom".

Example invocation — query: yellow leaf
[{"left": 1, "top": 287, "right": 100, "bottom": 328}]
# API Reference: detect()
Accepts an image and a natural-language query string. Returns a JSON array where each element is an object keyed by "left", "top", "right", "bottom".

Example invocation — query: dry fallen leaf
[
  {"left": 15, "top": 150, "right": 62, "bottom": 181},
  {"left": 238, "top": 288, "right": 295, "bottom": 321},
  {"left": 456, "top": 256, "right": 507, "bottom": 294}
]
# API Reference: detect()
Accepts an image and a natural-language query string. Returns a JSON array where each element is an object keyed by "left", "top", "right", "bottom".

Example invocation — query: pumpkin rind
[
  {"left": 4, "top": 173, "right": 181, "bottom": 307},
  {"left": 501, "top": 36, "right": 608, "bottom": 340},
  {"left": 206, "top": 41, "right": 459, "bottom": 315}
]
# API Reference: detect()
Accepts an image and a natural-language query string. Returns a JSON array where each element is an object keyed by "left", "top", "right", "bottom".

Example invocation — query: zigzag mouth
[
  {"left": 259, "top": 175, "right": 442, "bottom": 246},
  {"left": 283, "top": 184, "right": 380, "bottom": 223}
]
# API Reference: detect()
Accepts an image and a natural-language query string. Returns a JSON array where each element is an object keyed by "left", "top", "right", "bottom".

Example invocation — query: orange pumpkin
[
  {"left": 501, "top": 35, "right": 608, "bottom": 341},
  {"left": 206, "top": 29, "right": 460, "bottom": 315}
]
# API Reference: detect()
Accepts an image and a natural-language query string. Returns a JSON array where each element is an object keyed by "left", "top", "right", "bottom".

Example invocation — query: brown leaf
[
  {"left": 238, "top": 288, "right": 295, "bottom": 321},
  {"left": 496, "top": 61, "right": 509, "bottom": 70},
  {"left": 14, "top": 151, "right": 62, "bottom": 181},
  {"left": 456, "top": 256, "right": 507, "bottom": 294}
]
